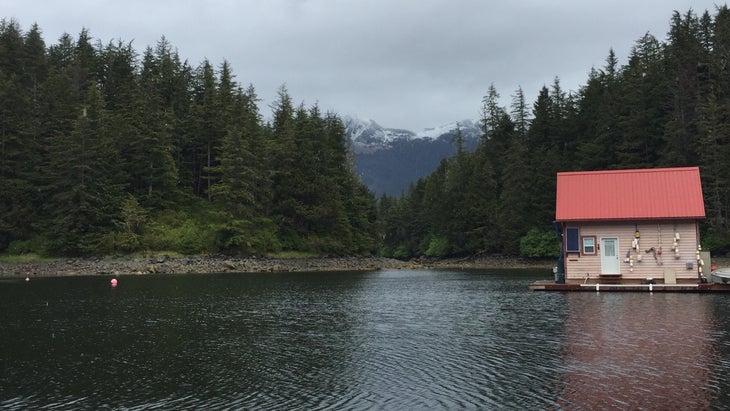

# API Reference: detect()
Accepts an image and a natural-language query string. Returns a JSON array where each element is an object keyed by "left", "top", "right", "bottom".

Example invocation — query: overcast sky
[{"left": 3, "top": 0, "right": 724, "bottom": 131}]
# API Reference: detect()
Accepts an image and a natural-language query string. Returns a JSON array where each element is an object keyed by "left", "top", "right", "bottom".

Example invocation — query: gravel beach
[{"left": 0, "top": 254, "right": 554, "bottom": 278}]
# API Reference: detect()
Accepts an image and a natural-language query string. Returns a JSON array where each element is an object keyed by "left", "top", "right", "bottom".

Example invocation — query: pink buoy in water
[{"left": 110, "top": 278, "right": 118, "bottom": 287}]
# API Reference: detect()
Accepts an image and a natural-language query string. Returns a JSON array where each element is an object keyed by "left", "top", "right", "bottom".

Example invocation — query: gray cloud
[{"left": 4, "top": 0, "right": 721, "bottom": 130}]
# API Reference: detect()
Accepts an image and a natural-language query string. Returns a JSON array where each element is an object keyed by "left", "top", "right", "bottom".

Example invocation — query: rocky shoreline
[
  {"left": 0, "top": 254, "right": 553, "bottom": 278},
  {"left": 6, "top": 254, "right": 725, "bottom": 279}
]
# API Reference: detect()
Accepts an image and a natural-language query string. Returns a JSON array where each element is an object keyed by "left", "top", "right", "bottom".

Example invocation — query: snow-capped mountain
[
  {"left": 343, "top": 116, "right": 416, "bottom": 153},
  {"left": 344, "top": 116, "right": 481, "bottom": 196},
  {"left": 344, "top": 115, "right": 481, "bottom": 154},
  {"left": 415, "top": 119, "right": 481, "bottom": 140}
]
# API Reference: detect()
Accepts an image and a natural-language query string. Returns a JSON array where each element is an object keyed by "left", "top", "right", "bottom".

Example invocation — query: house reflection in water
[{"left": 556, "top": 293, "right": 718, "bottom": 409}]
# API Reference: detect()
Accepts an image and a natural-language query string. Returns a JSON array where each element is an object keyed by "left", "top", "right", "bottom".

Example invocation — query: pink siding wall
[{"left": 564, "top": 220, "right": 702, "bottom": 282}]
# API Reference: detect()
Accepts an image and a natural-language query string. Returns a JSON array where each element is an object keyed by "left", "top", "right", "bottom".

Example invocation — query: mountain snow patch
[{"left": 343, "top": 115, "right": 480, "bottom": 151}]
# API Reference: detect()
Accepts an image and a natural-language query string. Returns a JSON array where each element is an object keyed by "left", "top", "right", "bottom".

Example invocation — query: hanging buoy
[{"left": 110, "top": 278, "right": 118, "bottom": 287}]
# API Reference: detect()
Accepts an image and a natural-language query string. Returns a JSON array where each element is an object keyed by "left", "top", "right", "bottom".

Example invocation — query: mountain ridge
[{"left": 344, "top": 116, "right": 481, "bottom": 196}]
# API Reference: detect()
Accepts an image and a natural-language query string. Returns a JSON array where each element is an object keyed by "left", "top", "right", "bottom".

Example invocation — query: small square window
[{"left": 582, "top": 236, "right": 596, "bottom": 255}]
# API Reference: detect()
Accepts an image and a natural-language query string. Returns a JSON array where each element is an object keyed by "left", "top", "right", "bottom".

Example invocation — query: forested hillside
[
  {"left": 378, "top": 7, "right": 730, "bottom": 259},
  {"left": 0, "top": 21, "right": 377, "bottom": 256},
  {"left": 2, "top": 6, "right": 729, "bottom": 260}
]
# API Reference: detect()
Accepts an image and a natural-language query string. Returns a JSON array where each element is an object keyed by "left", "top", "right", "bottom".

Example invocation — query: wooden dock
[{"left": 529, "top": 280, "right": 730, "bottom": 292}]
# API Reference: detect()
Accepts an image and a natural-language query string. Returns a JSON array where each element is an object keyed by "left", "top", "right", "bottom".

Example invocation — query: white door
[{"left": 601, "top": 237, "right": 620, "bottom": 274}]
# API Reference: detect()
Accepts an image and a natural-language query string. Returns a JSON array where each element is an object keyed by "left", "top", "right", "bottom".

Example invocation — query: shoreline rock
[{"left": 0, "top": 255, "right": 553, "bottom": 278}]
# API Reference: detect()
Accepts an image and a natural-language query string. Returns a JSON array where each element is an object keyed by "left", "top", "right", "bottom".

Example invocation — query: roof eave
[{"left": 555, "top": 216, "right": 706, "bottom": 223}]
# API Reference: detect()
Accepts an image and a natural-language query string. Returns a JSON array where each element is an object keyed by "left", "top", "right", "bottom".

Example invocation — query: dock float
[{"left": 528, "top": 280, "right": 730, "bottom": 292}]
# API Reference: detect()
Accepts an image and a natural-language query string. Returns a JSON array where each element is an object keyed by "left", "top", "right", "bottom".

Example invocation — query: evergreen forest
[
  {"left": 0, "top": 22, "right": 377, "bottom": 257},
  {"left": 1, "top": 6, "right": 730, "bottom": 259},
  {"left": 379, "top": 6, "right": 730, "bottom": 259}
]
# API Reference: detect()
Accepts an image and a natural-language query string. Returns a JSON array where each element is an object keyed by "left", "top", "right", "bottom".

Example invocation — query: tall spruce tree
[
  {"left": 129, "top": 46, "right": 179, "bottom": 206},
  {"left": 663, "top": 10, "right": 705, "bottom": 166},
  {"left": 187, "top": 60, "right": 219, "bottom": 198},
  {"left": 46, "top": 86, "right": 124, "bottom": 255},
  {"left": 0, "top": 20, "right": 34, "bottom": 250},
  {"left": 210, "top": 85, "right": 277, "bottom": 254},
  {"left": 614, "top": 33, "right": 669, "bottom": 168},
  {"left": 575, "top": 50, "right": 622, "bottom": 170},
  {"left": 267, "top": 85, "right": 301, "bottom": 248}
]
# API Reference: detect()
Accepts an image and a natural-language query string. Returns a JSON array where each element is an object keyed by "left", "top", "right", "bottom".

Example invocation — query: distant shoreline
[{"left": 0, "top": 255, "right": 553, "bottom": 278}]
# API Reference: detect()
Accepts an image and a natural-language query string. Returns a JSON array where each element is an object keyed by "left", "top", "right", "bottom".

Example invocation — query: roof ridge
[{"left": 557, "top": 166, "right": 699, "bottom": 176}]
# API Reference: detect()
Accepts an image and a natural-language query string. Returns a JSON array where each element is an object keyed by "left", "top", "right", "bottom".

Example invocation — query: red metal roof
[{"left": 555, "top": 167, "right": 705, "bottom": 221}]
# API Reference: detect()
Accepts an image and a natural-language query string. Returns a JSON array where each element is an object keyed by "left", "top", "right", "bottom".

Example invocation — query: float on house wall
[{"left": 554, "top": 167, "right": 706, "bottom": 284}]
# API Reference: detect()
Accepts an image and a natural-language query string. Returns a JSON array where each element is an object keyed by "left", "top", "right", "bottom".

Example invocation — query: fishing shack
[{"left": 553, "top": 167, "right": 707, "bottom": 286}]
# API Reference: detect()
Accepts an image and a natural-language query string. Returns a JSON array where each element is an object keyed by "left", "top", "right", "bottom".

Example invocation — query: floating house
[{"left": 553, "top": 167, "right": 707, "bottom": 285}]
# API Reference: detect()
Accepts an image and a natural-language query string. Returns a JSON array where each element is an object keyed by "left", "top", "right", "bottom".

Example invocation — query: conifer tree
[
  {"left": 663, "top": 10, "right": 705, "bottom": 166},
  {"left": 439, "top": 126, "right": 475, "bottom": 255},
  {"left": 479, "top": 84, "right": 510, "bottom": 192},
  {"left": 0, "top": 20, "right": 34, "bottom": 250},
  {"left": 46, "top": 86, "right": 124, "bottom": 255},
  {"left": 497, "top": 124, "right": 529, "bottom": 253},
  {"left": 268, "top": 85, "right": 301, "bottom": 248},
  {"left": 71, "top": 29, "right": 98, "bottom": 98},
  {"left": 128, "top": 47, "right": 179, "bottom": 206},
  {"left": 615, "top": 33, "right": 669, "bottom": 169},
  {"left": 186, "top": 60, "right": 219, "bottom": 198},
  {"left": 575, "top": 51, "right": 621, "bottom": 170},
  {"left": 511, "top": 87, "right": 530, "bottom": 139},
  {"left": 209, "top": 85, "right": 273, "bottom": 253},
  {"left": 524, "top": 86, "right": 561, "bottom": 230}
]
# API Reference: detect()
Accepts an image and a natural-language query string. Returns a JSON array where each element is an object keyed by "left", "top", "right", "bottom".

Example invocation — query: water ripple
[{"left": 3, "top": 270, "right": 730, "bottom": 409}]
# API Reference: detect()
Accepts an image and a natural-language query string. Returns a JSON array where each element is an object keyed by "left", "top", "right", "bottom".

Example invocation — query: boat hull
[{"left": 711, "top": 268, "right": 730, "bottom": 284}]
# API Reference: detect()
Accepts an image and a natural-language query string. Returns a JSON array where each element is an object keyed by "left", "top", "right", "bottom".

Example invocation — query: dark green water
[{"left": 2, "top": 269, "right": 730, "bottom": 409}]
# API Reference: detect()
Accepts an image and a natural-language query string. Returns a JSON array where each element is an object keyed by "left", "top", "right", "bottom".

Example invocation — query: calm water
[{"left": 2, "top": 269, "right": 730, "bottom": 409}]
